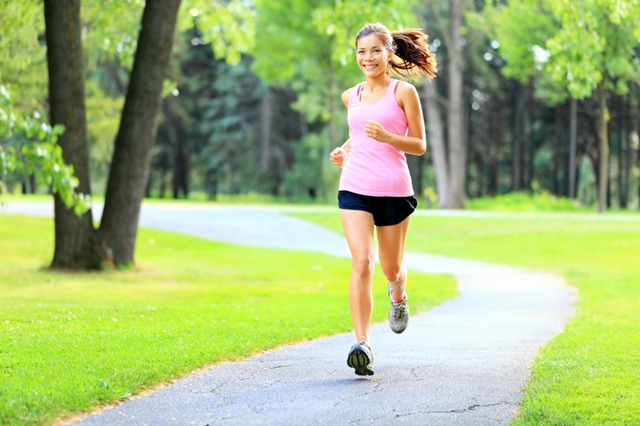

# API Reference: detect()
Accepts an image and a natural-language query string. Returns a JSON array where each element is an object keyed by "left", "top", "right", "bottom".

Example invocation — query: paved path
[{"left": 1, "top": 202, "right": 576, "bottom": 425}]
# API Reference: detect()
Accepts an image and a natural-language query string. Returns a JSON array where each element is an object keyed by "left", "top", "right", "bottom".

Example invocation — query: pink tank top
[{"left": 338, "top": 79, "right": 414, "bottom": 197}]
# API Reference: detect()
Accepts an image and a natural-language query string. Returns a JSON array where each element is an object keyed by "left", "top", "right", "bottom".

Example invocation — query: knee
[
  {"left": 352, "top": 253, "right": 375, "bottom": 280},
  {"left": 382, "top": 265, "right": 405, "bottom": 283}
]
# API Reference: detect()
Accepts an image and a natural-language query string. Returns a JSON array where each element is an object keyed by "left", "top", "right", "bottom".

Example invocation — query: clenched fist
[
  {"left": 329, "top": 147, "right": 348, "bottom": 168},
  {"left": 364, "top": 119, "right": 390, "bottom": 143}
]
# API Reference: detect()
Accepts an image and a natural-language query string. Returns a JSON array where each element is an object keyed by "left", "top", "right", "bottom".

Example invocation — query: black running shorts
[{"left": 338, "top": 190, "right": 418, "bottom": 226}]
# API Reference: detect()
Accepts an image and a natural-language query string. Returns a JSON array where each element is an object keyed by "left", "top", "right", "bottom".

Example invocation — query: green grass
[
  {"left": 0, "top": 214, "right": 456, "bottom": 426},
  {"left": 466, "top": 191, "right": 591, "bottom": 212},
  {"left": 291, "top": 210, "right": 640, "bottom": 425}
]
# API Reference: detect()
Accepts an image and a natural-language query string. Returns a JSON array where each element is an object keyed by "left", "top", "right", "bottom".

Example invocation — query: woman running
[{"left": 329, "top": 22, "right": 437, "bottom": 376}]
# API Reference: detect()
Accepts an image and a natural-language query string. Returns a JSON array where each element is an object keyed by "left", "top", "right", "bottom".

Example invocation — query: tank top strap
[
  {"left": 349, "top": 82, "right": 365, "bottom": 105},
  {"left": 386, "top": 79, "right": 399, "bottom": 98},
  {"left": 350, "top": 80, "right": 399, "bottom": 105}
]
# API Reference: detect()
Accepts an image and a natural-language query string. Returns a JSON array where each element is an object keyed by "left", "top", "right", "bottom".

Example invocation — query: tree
[
  {"left": 421, "top": 0, "right": 469, "bottom": 209},
  {"left": 44, "top": 0, "right": 182, "bottom": 268},
  {"left": 98, "top": 0, "right": 182, "bottom": 265},
  {"left": 44, "top": 0, "right": 97, "bottom": 268},
  {"left": 160, "top": 23, "right": 302, "bottom": 199},
  {"left": 489, "top": 0, "right": 640, "bottom": 213},
  {"left": 196, "top": 55, "right": 274, "bottom": 195},
  {"left": 549, "top": 0, "right": 640, "bottom": 212},
  {"left": 6, "top": 0, "right": 261, "bottom": 268}
]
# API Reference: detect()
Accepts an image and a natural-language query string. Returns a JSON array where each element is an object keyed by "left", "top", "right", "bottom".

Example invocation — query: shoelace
[{"left": 392, "top": 303, "right": 407, "bottom": 319}]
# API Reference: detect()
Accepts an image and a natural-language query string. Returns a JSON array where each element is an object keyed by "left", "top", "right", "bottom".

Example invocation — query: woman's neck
[{"left": 363, "top": 75, "right": 390, "bottom": 93}]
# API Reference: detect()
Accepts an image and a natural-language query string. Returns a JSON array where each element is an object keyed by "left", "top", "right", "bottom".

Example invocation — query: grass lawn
[
  {"left": 0, "top": 213, "right": 456, "bottom": 426},
  {"left": 292, "top": 209, "right": 640, "bottom": 425}
]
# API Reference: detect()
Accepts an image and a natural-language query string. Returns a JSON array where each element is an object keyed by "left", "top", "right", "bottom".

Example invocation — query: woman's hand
[
  {"left": 364, "top": 119, "right": 391, "bottom": 143},
  {"left": 329, "top": 146, "right": 348, "bottom": 168}
]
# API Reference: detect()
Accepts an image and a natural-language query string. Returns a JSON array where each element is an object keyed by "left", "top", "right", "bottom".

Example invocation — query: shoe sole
[
  {"left": 390, "top": 324, "right": 408, "bottom": 334},
  {"left": 347, "top": 347, "right": 374, "bottom": 376},
  {"left": 389, "top": 313, "right": 409, "bottom": 334}
]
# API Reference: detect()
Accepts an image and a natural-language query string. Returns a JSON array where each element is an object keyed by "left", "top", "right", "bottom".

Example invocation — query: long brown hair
[{"left": 355, "top": 23, "right": 437, "bottom": 81}]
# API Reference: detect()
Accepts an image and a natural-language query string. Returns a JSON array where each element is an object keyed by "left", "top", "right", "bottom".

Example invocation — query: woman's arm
[
  {"left": 329, "top": 87, "right": 356, "bottom": 168},
  {"left": 341, "top": 87, "right": 353, "bottom": 108}
]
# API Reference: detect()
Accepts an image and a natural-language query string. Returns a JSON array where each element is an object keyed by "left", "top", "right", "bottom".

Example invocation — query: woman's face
[{"left": 356, "top": 34, "right": 391, "bottom": 78}]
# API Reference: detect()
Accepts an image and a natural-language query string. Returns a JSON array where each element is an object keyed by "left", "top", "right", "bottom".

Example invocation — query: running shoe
[
  {"left": 388, "top": 283, "right": 409, "bottom": 334},
  {"left": 347, "top": 341, "right": 374, "bottom": 376}
]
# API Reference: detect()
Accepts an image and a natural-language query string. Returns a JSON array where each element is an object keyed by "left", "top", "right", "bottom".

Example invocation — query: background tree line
[
  {"left": 1, "top": 0, "right": 639, "bottom": 269},
  {"left": 162, "top": 0, "right": 640, "bottom": 213}
]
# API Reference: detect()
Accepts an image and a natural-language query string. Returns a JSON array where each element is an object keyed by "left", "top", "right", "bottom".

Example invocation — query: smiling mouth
[{"left": 363, "top": 64, "right": 378, "bottom": 70}]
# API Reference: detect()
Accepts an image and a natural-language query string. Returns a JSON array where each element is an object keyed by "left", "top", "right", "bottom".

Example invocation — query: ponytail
[{"left": 390, "top": 29, "right": 437, "bottom": 81}]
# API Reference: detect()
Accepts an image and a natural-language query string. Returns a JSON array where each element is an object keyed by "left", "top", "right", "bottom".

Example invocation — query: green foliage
[
  {"left": 193, "top": 54, "right": 266, "bottom": 195},
  {"left": 0, "top": 0, "right": 147, "bottom": 196},
  {"left": 490, "top": 0, "right": 640, "bottom": 101},
  {"left": 85, "top": 81, "right": 125, "bottom": 193},
  {"left": 545, "top": 0, "right": 640, "bottom": 98},
  {"left": 282, "top": 129, "right": 332, "bottom": 200},
  {"left": 252, "top": 0, "right": 421, "bottom": 122},
  {"left": 2, "top": 0, "right": 636, "bottom": 206},
  {"left": 252, "top": 0, "right": 338, "bottom": 125},
  {"left": 0, "top": 0, "right": 48, "bottom": 113},
  {"left": 179, "top": 0, "right": 257, "bottom": 65},
  {"left": 0, "top": 85, "right": 89, "bottom": 214},
  {"left": 165, "top": 23, "right": 309, "bottom": 199},
  {"left": 82, "top": 0, "right": 145, "bottom": 70},
  {"left": 0, "top": 213, "right": 456, "bottom": 425},
  {"left": 484, "top": 0, "right": 557, "bottom": 82}
]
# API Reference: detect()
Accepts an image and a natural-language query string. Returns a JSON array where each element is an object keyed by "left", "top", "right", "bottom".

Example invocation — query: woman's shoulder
[
  {"left": 394, "top": 80, "right": 419, "bottom": 108},
  {"left": 394, "top": 80, "right": 417, "bottom": 95},
  {"left": 342, "top": 84, "right": 361, "bottom": 107}
]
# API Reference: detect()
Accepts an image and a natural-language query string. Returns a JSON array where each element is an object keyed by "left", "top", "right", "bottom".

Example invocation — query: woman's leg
[
  {"left": 340, "top": 209, "right": 376, "bottom": 343},
  {"left": 377, "top": 215, "right": 411, "bottom": 302}
]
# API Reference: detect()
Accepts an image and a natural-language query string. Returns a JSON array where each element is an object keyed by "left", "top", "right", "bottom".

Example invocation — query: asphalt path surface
[{"left": 2, "top": 202, "right": 576, "bottom": 425}]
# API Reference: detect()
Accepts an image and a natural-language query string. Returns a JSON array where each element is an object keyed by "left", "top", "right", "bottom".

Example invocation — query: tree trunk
[
  {"left": 523, "top": 83, "right": 534, "bottom": 192},
  {"left": 597, "top": 85, "right": 610, "bottom": 214},
  {"left": 585, "top": 110, "right": 600, "bottom": 204},
  {"left": 45, "top": 0, "right": 102, "bottom": 270},
  {"left": 325, "top": 50, "right": 338, "bottom": 199},
  {"left": 552, "top": 104, "right": 562, "bottom": 195},
  {"left": 172, "top": 143, "right": 188, "bottom": 199},
  {"left": 423, "top": 82, "right": 448, "bottom": 207},
  {"left": 636, "top": 87, "right": 640, "bottom": 210},
  {"left": 487, "top": 94, "right": 503, "bottom": 196},
  {"left": 444, "top": 0, "right": 466, "bottom": 209},
  {"left": 568, "top": 98, "right": 578, "bottom": 198},
  {"left": 100, "top": 0, "right": 182, "bottom": 265},
  {"left": 616, "top": 94, "right": 628, "bottom": 209},
  {"left": 158, "top": 100, "right": 188, "bottom": 200},
  {"left": 259, "top": 89, "right": 273, "bottom": 173},
  {"left": 512, "top": 84, "right": 524, "bottom": 192}
]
